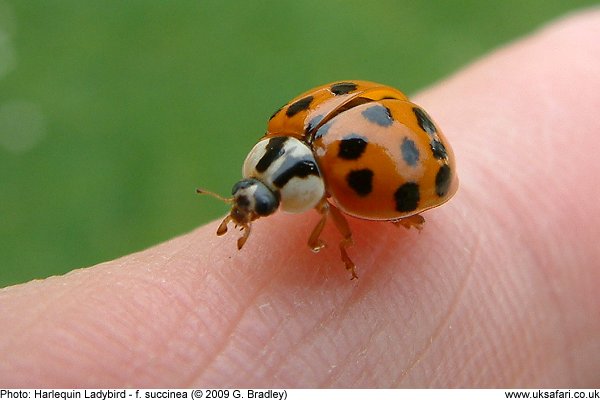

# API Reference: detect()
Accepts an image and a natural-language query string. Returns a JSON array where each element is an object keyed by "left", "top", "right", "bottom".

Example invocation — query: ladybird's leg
[
  {"left": 308, "top": 200, "right": 357, "bottom": 279},
  {"left": 308, "top": 199, "right": 329, "bottom": 253},
  {"left": 327, "top": 202, "right": 357, "bottom": 280},
  {"left": 217, "top": 215, "right": 232, "bottom": 236},
  {"left": 392, "top": 214, "right": 425, "bottom": 231},
  {"left": 237, "top": 223, "right": 251, "bottom": 250},
  {"left": 216, "top": 214, "right": 251, "bottom": 250}
]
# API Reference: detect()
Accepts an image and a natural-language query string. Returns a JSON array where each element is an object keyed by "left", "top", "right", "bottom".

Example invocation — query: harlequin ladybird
[{"left": 197, "top": 80, "right": 458, "bottom": 279}]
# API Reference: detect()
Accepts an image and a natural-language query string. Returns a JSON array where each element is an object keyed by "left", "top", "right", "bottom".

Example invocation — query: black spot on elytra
[
  {"left": 255, "top": 136, "right": 288, "bottom": 173},
  {"left": 310, "top": 98, "right": 375, "bottom": 142},
  {"left": 401, "top": 137, "right": 419, "bottom": 166},
  {"left": 313, "top": 119, "right": 333, "bottom": 141},
  {"left": 286, "top": 95, "right": 313, "bottom": 117},
  {"left": 430, "top": 139, "right": 447, "bottom": 160},
  {"left": 338, "top": 134, "right": 368, "bottom": 160},
  {"left": 305, "top": 114, "right": 324, "bottom": 135},
  {"left": 435, "top": 165, "right": 451, "bottom": 197},
  {"left": 394, "top": 182, "right": 420, "bottom": 212},
  {"left": 272, "top": 158, "right": 320, "bottom": 188},
  {"left": 413, "top": 107, "right": 436, "bottom": 135},
  {"left": 362, "top": 104, "right": 393, "bottom": 127},
  {"left": 331, "top": 82, "right": 358, "bottom": 95},
  {"left": 346, "top": 169, "right": 373, "bottom": 197}
]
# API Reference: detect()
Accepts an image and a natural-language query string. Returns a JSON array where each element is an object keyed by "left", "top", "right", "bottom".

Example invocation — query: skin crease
[{"left": 1, "top": 10, "right": 600, "bottom": 388}]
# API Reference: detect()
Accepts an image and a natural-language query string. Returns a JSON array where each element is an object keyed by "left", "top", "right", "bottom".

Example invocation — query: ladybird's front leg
[
  {"left": 237, "top": 223, "right": 251, "bottom": 250},
  {"left": 309, "top": 200, "right": 357, "bottom": 279},
  {"left": 308, "top": 200, "right": 329, "bottom": 252},
  {"left": 216, "top": 215, "right": 232, "bottom": 236},
  {"left": 327, "top": 202, "right": 357, "bottom": 280},
  {"left": 392, "top": 214, "right": 425, "bottom": 231}
]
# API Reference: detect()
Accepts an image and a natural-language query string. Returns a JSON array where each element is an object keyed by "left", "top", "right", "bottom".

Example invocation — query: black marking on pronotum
[
  {"left": 255, "top": 136, "right": 288, "bottom": 173},
  {"left": 401, "top": 137, "right": 419, "bottom": 166},
  {"left": 430, "top": 139, "right": 447, "bottom": 160},
  {"left": 362, "top": 104, "right": 393, "bottom": 127},
  {"left": 330, "top": 82, "right": 358, "bottom": 95},
  {"left": 338, "top": 134, "right": 368, "bottom": 160},
  {"left": 346, "top": 169, "right": 373, "bottom": 196},
  {"left": 413, "top": 107, "right": 436, "bottom": 135},
  {"left": 286, "top": 95, "right": 314, "bottom": 117},
  {"left": 435, "top": 165, "right": 451, "bottom": 197},
  {"left": 272, "top": 158, "right": 320, "bottom": 188},
  {"left": 394, "top": 182, "right": 420, "bottom": 212}
]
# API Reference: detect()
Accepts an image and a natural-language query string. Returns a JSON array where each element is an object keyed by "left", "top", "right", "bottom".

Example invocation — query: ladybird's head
[
  {"left": 197, "top": 135, "right": 324, "bottom": 250},
  {"left": 229, "top": 178, "right": 280, "bottom": 224},
  {"left": 196, "top": 177, "right": 279, "bottom": 250}
]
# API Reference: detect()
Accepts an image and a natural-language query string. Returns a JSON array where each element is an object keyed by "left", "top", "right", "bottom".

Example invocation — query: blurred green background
[{"left": 0, "top": 0, "right": 595, "bottom": 287}]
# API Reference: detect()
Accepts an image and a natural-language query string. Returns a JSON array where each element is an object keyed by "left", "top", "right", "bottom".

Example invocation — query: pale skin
[{"left": 1, "top": 10, "right": 600, "bottom": 387}]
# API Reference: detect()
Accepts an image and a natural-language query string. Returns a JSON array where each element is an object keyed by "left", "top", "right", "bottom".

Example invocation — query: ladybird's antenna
[{"left": 196, "top": 188, "right": 233, "bottom": 203}]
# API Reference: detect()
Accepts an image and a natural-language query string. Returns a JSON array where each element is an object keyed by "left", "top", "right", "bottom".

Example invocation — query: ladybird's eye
[
  {"left": 254, "top": 195, "right": 275, "bottom": 215},
  {"left": 253, "top": 185, "right": 279, "bottom": 216},
  {"left": 231, "top": 178, "right": 279, "bottom": 217},
  {"left": 231, "top": 179, "right": 254, "bottom": 195}
]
